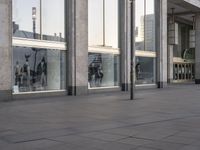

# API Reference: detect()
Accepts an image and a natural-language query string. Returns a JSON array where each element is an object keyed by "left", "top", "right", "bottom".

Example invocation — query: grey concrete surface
[
  {"left": 155, "top": 0, "right": 168, "bottom": 88},
  {"left": 195, "top": 13, "right": 200, "bottom": 84},
  {"left": 66, "top": 0, "right": 88, "bottom": 95},
  {"left": 119, "top": 0, "right": 131, "bottom": 91},
  {"left": 0, "top": 0, "right": 12, "bottom": 100},
  {"left": 1, "top": 84, "right": 200, "bottom": 149}
]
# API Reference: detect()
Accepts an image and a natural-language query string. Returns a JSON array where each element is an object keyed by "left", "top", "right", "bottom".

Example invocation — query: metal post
[
  {"left": 40, "top": 0, "right": 42, "bottom": 40},
  {"left": 32, "top": 7, "right": 36, "bottom": 39},
  {"left": 130, "top": 0, "right": 135, "bottom": 100},
  {"left": 103, "top": 0, "right": 105, "bottom": 46}
]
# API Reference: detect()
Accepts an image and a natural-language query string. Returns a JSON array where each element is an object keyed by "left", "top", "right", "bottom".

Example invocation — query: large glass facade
[
  {"left": 135, "top": 57, "right": 156, "bottom": 84},
  {"left": 88, "top": 53, "right": 120, "bottom": 88},
  {"left": 13, "top": 47, "right": 66, "bottom": 93},
  {"left": 135, "top": 0, "right": 155, "bottom": 51},
  {"left": 13, "top": 0, "right": 65, "bottom": 42}
]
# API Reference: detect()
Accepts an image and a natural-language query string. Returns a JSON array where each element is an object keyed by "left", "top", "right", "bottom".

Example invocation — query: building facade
[{"left": 0, "top": 0, "right": 200, "bottom": 100}]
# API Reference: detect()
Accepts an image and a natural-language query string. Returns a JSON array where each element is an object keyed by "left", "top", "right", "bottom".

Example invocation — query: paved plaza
[{"left": 1, "top": 84, "right": 200, "bottom": 150}]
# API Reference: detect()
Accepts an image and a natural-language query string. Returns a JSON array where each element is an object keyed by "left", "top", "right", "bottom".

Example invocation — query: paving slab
[{"left": 0, "top": 84, "right": 200, "bottom": 149}]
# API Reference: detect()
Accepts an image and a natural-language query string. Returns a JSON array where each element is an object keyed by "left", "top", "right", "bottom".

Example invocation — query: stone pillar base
[
  {"left": 121, "top": 83, "right": 129, "bottom": 91},
  {"left": 157, "top": 82, "right": 167, "bottom": 88},
  {"left": 0, "top": 90, "right": 12, "bottom": 101},
  {"left": 195, "top": 79, "right": 200, "bottom": 84},
  {"left": 68, "top": 86, "right": 88, "bottom": 96}
]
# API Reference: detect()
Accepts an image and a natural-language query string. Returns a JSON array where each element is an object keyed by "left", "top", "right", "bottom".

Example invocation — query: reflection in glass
[
  {"left": 88, "top": 0, "right": 103, "bottom": 46},
  {"left": 145, "top": 0, "right": 155, "bottom": 51},
  {"left": 13, "top": 47, "right": 66, "bottom": 93},
  {"left": 135, "top": 0, "right": 155, "bottom": 51},
  {"left": 135, "top": 0, "right": 144, "bottom": 50},
  {"left": 105, "top": 0, "right": 119, "bottom": 48},
  {"left": 88, "top": 53, "right": 120, "bottom": 88},
  {"left": 42, "top": 0, "right": 65, "bottom": 42},
  {"left": 13, "top": 0, "right": 65, "bottom": 42},
  {"left": 13, "top": 0, "right": 41, "bottom": 39},
  {"left": 88, "top": 0, "right": 119, "bottom": 48},
  {"left": 135, "top": 57, "right": 156, "bottom": 84}
]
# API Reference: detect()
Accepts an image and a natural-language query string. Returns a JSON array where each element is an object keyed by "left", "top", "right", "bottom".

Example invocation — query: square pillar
[
  {"left": 66, "top": 0, "right": 88, "bottom": 95},
  {"left": 119, "top": 0, "right": 131, "bottom": 91},
  {"left": 0, "top": 0, "right": 12, "bottom": 101},
  {"left": 195, "top": 13, "right": 200, "bottom": 84},
  {"left": 155, "top": 0, "right": 168, "bottom": 88},
  {"left": 168, "top": 45, "right": 174, "bottom": 83}
]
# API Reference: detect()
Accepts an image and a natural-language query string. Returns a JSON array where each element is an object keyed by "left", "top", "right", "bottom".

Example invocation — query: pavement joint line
[
  {"left": 30, "top": 115, "right": 200, "bottom": 140},
  {"left": 117, "top": 136, "right": 159, "bottom": 142},
  {"left": 98, "top": 115, "right": 200, "bottom": 133},
  {"left": 14, "top": 138, "right": 47, "bottom": 144},
  {"left": 160, "top": 131, "right": 183, "bottom": 140},
  {"left": 77, "top": 133, "right": 126, "bottom": 143},
  {"left": 45, "top": 138, "right": 67, "bottom": 144}
]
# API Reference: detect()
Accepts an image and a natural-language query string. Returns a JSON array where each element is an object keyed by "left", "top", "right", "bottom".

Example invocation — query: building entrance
[{"left": 167, "top": 1, "right": 198, "bottom": 83}]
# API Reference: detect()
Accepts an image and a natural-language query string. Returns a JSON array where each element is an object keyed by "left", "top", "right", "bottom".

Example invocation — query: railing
[{"left": 173, "top": 62, "right": 195, "bottom": 82}]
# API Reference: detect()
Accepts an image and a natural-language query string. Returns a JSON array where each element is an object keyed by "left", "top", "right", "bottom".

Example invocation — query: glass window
[
  {"left": 88, "top": 0, "right": 103, "bottom": 46},
  {"left": 135, "top": 0, "right": 145, "bottom": 50},
  {"left": 13, "top": 47, "right": 66, "bottom": 93},
  {"left": 135, "top": 0, "right": 155, "bottom": 51},
  {"left": 105, "top": 0, "right": 119, "bottom": 48},
  {"left": 13, "top": 0, "right": 41, "bottom": 39},
  {"left": 13, "top": 0, "right": 65, "bottom": 42},
  {"left": 88, "top": 0, "right": 119, "bottom": 48},
  {"left": 135, "top": 57, "right": 156, "bottom": 84},
  {"left": 145, "top": 0, "right": 155, "bottom": 51},
  {"left": 42, "top": 0, "right": 65, "bottom": 42},
  {"left": 88, "top": 53, "right": 120, "bottom": 88}
]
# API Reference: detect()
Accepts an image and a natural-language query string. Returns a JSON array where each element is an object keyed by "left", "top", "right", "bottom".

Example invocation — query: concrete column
[
  {"left": 195, "top": 13, "right": 200, "bottom": 84},
  {"left": 155, "top": 0, "right": 168, "bottom": 88},
  {"left": 119, "top": 0, "right": 131, "bottom": 91},
  {"left": 0, "top": 0, "right": 12, "bottom": 101},
  {"left": 168, "top": 45, "right": 174, "bottom": 83},
  {"left": 66, "top": 0, "right": 88, "bottom": 95}
]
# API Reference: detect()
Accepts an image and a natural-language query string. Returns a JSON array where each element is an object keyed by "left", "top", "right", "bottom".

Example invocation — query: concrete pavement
[{"left": 1, "top": 84, "right": 200, "bottom": 149}]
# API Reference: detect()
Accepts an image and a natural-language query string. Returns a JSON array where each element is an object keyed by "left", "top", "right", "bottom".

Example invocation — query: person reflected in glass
[
  {"left": 89, "top": 62, "right": 96, "bottom": 87},
  {"left": 37, "top": 57, "right": 47, "bottom": 88},
  {"left": 96, "top": 64, "right": 103, "bottom": 87},
  {"left": 136, "top": 62, "right": 141, "bottom": 80},
  {"left": 14, "top": 61, "right": 22, "bottom": 86},
  {"left": 22, "top": 54, "right": 31, "bottom": 91}
]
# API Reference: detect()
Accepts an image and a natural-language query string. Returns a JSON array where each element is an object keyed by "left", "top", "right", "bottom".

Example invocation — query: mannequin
[
  {"left": 37, "top": 57, "right": 47, "bottom": 87},
  {"left": 22, "top": 54, "right": 31, "bottom": 91},
  {"left": 96, "top": 64, "right": 103, "bottom": 86},
  {"left": 14, "top": 61, "right": 22, "bottom": 86},
  {"left": 89, "top": 62, "right": 96, "bottom": 87}
]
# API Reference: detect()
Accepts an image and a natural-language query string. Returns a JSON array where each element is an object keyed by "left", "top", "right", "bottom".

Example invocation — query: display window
[
  {"left": 135, "top": 57, "right": 156, "bottom": 84},
  {"left": 13, "top": 47, "right": 66, "bottom": 93},
  {"left": 88, "top": 53, "right": 120, "bottom": 88}
]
